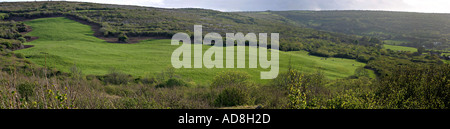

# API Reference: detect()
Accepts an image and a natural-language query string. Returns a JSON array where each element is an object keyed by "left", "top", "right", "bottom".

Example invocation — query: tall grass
[{"left": 0, "top": 54, "right": 287, "bottom": 109}]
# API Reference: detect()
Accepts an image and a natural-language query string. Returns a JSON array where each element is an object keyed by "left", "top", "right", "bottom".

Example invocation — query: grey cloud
[
  {"left": 158, "top": 0, "right": 409, "bottom": 11},
  {"left": 1, "top": 0, "right": 412, "bottom": 12}
]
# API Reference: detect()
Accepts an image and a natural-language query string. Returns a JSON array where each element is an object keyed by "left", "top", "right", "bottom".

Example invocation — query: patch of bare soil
[{"left": 23, "top": 45, "right": 34, "bottom": 49}]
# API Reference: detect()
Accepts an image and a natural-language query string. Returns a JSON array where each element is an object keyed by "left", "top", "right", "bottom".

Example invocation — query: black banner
[{"left": 0, "top": 109, "right": 446, "bottom": 128}]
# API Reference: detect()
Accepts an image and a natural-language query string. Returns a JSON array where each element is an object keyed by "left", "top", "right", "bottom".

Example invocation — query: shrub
[
  {"left": 309, "top": 49, "right": 331, "bottom": 57},
  {"left": 326, "top": 89, "right": 377, "bottom": 109},
  {"left": 303, "top": 71, "right": 326, "bottom": 95},
  {"left": 286, "top": 69, "right": 308, "bottom": 109},
  {"left": 211, "top": 71, "right": 251, "bottom": 88},
  {"left": 1, "top": 41, "right": 12, "bottom": 49},
  {"left": 70, "top": 65, "right": 83, "bottom": 80},
  {"left": 156, "top": 66, "right": 177, "bottom": 82},
  {"left": 18, "top": 37, "right": 26, "bottom": 43},
  {"left": 85, "top": 75, "right": 97, "bottom": 80},
  {"left": 156, "top": 78, "right": 188, "bottom": 88},
  {"left": 118, "top": 33, "right": 129, "bottom": 43},
  {"left": 5, "top": 50, "right": 13, "bottom": 57},
  {"left": 140, "top": 76, "right": 157, "bottom": 84},
  {"left": 103, "top": 68, "right": 130, "bottom": 85},
  {"left": 357, "top": 55, "right": 369, "bottom": 63},
  {"left": 166, "top": 78, "right": 186, "bottom": 87},
  {"left": 15, "top": 53, "right": 25, "bottom": 59},
  {"left": 121, "top": 98, "right": 139, "bottom": 109},
  {"left": 18, "top": 26, "right": 27, "bottom": 33},
  {"left": 214, "top": 86, "right": 250, "bottom": 107},
  {"left": 272, "top": 69, "right": 304, "bottom": 90},
  {"left": 105, "top": 85, "right": 134, "bottom": 96},
  {"left": 17, "top": 82, "right": 36, "bottom": 101},
  {"left": 211, "top": 71, "right": 254, "bottom": 107},
  {"left": 376, "top": 64, "right": 450, "bottom": 109},
  {"left": 354, "top": 67, "right": 369, "bottom": 78}
]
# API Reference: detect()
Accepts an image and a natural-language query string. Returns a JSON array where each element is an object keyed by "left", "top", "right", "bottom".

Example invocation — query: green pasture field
[
  {"left": 384, "top": 44, "right": 417, "bottom": 52},
  {"left": 16, "top": 17, "right": 369, "bottom": 85}
]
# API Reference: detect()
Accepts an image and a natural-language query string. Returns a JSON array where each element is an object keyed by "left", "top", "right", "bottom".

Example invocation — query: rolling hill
[
  {"left": 237, "top": 10, "right": 450, "bottom": 51},
  {"left": 16, "top": 17, "right": 368, "bottom": 84},
  {"left": 0, "top": 1, "right": 448, "bottom": 109}
]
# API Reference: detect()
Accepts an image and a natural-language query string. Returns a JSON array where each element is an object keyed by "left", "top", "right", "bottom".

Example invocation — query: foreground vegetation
[{"left": 0, "top": 52, "right": 447, "bottom": 109}]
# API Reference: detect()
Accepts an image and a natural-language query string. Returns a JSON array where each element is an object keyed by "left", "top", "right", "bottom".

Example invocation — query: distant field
[
  {"left": 384, "top": 44, "right": 417, "bottom": 52},
  {"left": 384, "top": 40, "right": 406, "bottom": 46},
  {"left": 16, "top": 17, "right": 369, "bottom": 84},
  {"left": 444, "top": 60, "right": 450, "bottom": 64}
]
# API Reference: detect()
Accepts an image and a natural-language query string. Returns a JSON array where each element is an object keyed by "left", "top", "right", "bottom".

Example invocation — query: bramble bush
[
  {"left": 212, "top": 71, "right": 254, "bottom": 107},
  {"left": 15, "top": 53, "right": 25, "bottom": 59},
  {"left": 214, "top": 86, "right": 250, "bottom": 107},
  {"left": 103, "top": 68, "right": 130, "bottom": 85},
  {"left": 156, "top": 78, "right": 188, "bottom": 88},
  {"left": 17, "top": 82, "right": 36, "bottom": 101},
  {"left": 211, "top": 71, "right": 251, "bottom": 88},
  {"left": 376, "top": 64, "right": 449, "bottom": 109},
  {"left": 118, "top": 32, "right": 129, "bottom": 43}
]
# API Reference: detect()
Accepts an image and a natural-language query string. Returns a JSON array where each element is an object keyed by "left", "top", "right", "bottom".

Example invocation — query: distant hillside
[
  {"left": 237, "top": 10, "right": 450, "bottom": 50},
  {"left": 1, "top": 1, "right": 445, "bottom": 64},
  {"left": 1, "top": 1, "right": 371, "bottom": 52}
]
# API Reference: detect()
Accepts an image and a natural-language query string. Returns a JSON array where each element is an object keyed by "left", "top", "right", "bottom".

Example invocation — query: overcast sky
[{"left": 3, "top": 0, "right": 450, "bottom": 13}]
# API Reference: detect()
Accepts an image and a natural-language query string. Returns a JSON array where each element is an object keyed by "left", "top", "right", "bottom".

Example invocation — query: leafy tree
[
  {"left": 104, "top": 68, "right": 130, "bottom": 85},
  {"left": 118, "top": 32, "right": 129, "bottom": 43},
  {"left": 417, "top": 46, "right": 426, "bottom": 54},
  {"left": 377, "top": 64, "right": 449, "bottom": 109},
  {"left": 354, "top": 67, "right": 369, "bottom": 78},
  {"left": 286, "top": 68, "right": 308, "bottom": 109}
]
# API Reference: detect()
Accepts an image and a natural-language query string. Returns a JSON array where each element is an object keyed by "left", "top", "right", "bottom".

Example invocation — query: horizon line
[{"left": 2, "top": 0, "right": 449, "bottom": 14}]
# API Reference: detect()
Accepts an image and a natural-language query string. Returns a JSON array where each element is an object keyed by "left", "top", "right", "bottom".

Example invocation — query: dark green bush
[
  {"left": 120, "top": 97, "right": 139, "bottom": 109},
  {"left": 211, "top": 71, "right": 254, "bottom": 107},
  {"left": 139, "top": 77, "right": 157, "bottom": 84},
  {"left": 118, "top": 33, "right": 129, "bottom": 43},
  {"left": 156, "top": 78, "right": 188, "bottom": 88},
  {"left": 18, "top": 26, "right": 27, "bottom": 33},
  {"left": 17, "top": 82, "right": 36, "bottom": 101},
  {"left": 354, "top": 67, "right": 370, "bottom": 78},
  {"left": 85, "top": 75, "right": 97, "bottom": 80},
  {"left": 214, "top": 86, "right": 250, "bottom": 107},
  {"left": 211, "top": 71, "right": 251, "bottom": 88},
  {"left": 357, "top": 55, "right": 369, "bottom": 63},
  {"left": 104, "top": 85, "right": 134, "bottom": 96},
  {"left": 103, "top": 68, "right": 130, "bottom": 85},
  {"left": 5, "top": 50, "right": 13, "bottom": 57},
  {"left": 18, "top": 37, "right": 26, "bottom": 43},
  {"left": 376, "top": 64, "right": 450, "bottom": 109},
  {"left": 1, "top": 41, "right": 12, "bottom": 49},
  {"left": 15, "top": 53, "right": 25, "bottom": 59}
]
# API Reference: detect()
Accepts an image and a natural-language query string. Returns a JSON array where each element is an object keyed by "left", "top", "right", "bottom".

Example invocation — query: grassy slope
[{"left": 16, "top": 17, "right": 368, "bottom": 84}]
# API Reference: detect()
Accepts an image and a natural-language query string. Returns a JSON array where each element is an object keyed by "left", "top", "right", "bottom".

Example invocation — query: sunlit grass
[{"left": 16, "top": 17, "right": 368, "bottom": 84}]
